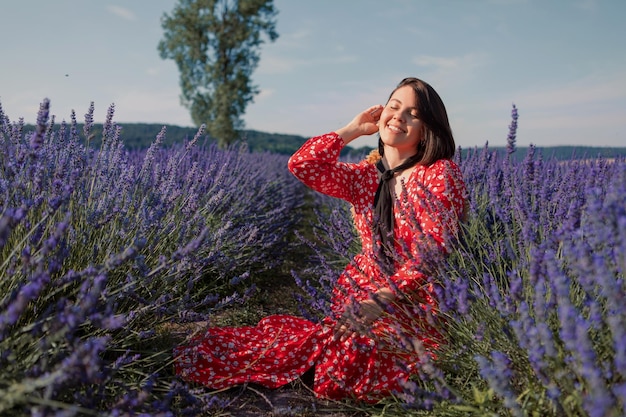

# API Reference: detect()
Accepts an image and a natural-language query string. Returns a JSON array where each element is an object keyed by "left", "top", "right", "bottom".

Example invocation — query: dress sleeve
[
  {"left": 288, "top": 132, "right": 364, "bottom": 204},
  {"left": 389, "top": 159, "right": 467, "bottom": 295}
]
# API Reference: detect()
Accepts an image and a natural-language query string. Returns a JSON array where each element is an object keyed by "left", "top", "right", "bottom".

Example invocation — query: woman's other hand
[
  {"left": 332, "top": 296, "right": 387, "bottom": 342},
  {"left": 332, "top": 288, "right": 395, "bottom": 342}
]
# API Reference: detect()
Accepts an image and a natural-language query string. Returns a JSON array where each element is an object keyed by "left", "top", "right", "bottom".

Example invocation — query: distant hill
[
  {"left": 20, "top": 122, "right": 371, "bottom": 158},
  {"left": 459, "top": 144, "right": 626, "bottom": 162},
  {"left": 20, "top": 122, "right": 626, "bottom": 160}
]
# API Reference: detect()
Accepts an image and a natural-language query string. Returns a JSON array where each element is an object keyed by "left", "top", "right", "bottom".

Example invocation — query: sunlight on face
[{"left": 379, "top": 85, "right": 423, "bottom": 158}]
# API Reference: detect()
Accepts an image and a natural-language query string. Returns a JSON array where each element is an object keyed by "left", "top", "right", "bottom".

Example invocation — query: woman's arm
[{"left": 287, "top": 105, "right": 383, "bottom": 202}]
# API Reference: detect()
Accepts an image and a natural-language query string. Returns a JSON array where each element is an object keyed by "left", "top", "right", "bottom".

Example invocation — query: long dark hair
[{"left": 378, "top": 77, "right": 455, "bottom": 166}]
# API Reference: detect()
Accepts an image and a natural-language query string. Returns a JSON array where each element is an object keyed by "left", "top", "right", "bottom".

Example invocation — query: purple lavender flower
[
  {"left": 0, "top": 272, "right": 50, "bottom": 335},
  {"left": 506, "top": 104, "right": 518, "bottom": 155},
  {"left": 29, "top": 98, "right": 50, "bottom": 151},
  {"left": 83, "top": 102, "right": 95, "bottom": 140},
  {"left": 476, "top": 352, "right": 524, "bottom": 417}
]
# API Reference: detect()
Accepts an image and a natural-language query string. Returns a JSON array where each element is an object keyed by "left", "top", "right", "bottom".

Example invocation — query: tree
[{"left": 158, "top": 0, "right": 278, "bottom": 147}]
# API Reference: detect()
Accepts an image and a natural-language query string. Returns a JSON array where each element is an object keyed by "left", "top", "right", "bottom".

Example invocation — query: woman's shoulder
[
  {"left": 425, "top": 158, "right": 462, "bottom": 176},
  {"left": 413, "top": 159, "right": 464, "bottom": 189},
  {"left": 430, "top": 158, "right": 460, "bottom": 169}
]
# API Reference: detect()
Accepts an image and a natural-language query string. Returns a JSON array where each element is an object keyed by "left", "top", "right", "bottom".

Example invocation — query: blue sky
[{"left": 1, "top": 0, "right": 624, "bottom": 149}]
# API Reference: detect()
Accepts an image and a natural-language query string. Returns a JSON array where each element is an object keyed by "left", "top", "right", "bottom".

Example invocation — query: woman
[{"left": 174, "top": 77, "right": 467, "bottom": 403}]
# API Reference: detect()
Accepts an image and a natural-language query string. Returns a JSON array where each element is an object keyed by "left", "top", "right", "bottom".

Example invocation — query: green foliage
[
  {"left": 158, "top": 0, "right": 279, "bottom": 147},
  {"left": 0, "top": 102, "right": 302, "bottom": 414}
]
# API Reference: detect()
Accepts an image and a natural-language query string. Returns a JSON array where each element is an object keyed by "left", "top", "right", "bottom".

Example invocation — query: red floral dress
[{"left": 174, "top": 132, "right": 467, "bottom": 402}]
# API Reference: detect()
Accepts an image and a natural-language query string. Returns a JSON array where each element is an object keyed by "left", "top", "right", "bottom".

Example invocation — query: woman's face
[{"left": 378, "top": 85, "right": 423, "bottom": 156}]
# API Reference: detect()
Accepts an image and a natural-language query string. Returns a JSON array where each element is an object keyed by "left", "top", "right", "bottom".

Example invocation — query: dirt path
[
  {"left": 172, "top": 207, "right": 370, "bottom": 416},
  {"left": 209, "top": 382, "right": 369, "bottom": 417}
]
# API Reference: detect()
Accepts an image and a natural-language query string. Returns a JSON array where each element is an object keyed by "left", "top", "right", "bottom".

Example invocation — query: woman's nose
[{"left": 392, "top": 111, "right": 404, "bottom": 122}]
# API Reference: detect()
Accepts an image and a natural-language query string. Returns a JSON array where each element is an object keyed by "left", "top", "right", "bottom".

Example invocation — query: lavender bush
[
  {"left": 0, "top": 99, "right": 302, "bottom": 414},
  {"left": 296, "top": 106, "right": 626, "bottom": 416}
]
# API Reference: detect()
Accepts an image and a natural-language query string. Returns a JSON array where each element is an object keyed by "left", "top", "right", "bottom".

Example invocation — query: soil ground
[{"left": 207, "top": 381, "right": 369, "bottom": 417}]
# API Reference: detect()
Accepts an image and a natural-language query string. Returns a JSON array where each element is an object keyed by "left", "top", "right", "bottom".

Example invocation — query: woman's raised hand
[{"left": 336, "top": 104, "right": 384, "bottom": 144}]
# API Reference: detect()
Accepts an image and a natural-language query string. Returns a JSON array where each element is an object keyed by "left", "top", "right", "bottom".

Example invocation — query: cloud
[
  {"left": 258, "top": 54, "right": 358, "bottom": 75},
  {"left": 256, "top": 28, "right": 312, "bottom": 74},
  {"left": 413, "top": 53, "right": 487, "bottom": 71},
  {"left": 257, "top": 55, "right": 302, "bottom": 74},
  {"left": 411, "top": 52, "right": 489, "bottom": 88},
  {"left": 460, "top": 71, "right": 626, "bottom": 146},
  {"left": 262, "top": 27, "right": 314, "bottom": 56},
  {"left": 512, "top": 72, "right": 626, "bottom": 110},
  {"left": 83, "top": 87, "right": 190, "bottom": 126},
  {"left": 523, "top": 109, "right": 624, "bottom": 130},
  {"left": 413, "top": 56, "right": 462, "bottom": 70},
  {"left": 106, "top": 5, "right": 135, "bottom": 21},
  {"left": 280, "top": 28, "right": 313, "bottom": 46}
]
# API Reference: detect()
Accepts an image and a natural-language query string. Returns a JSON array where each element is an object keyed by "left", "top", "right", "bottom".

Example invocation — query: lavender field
[{"left": 1, "top": 100, "right": 625, "bottom": 416}]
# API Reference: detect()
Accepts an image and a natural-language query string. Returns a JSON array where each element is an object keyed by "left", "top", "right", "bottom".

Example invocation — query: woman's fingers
[
  {"left": 366, "top": 104, "right": 384, "bottom": 116},
  {"left": 334, "top": 325, "right": 357, "bottom": 343},
  {"left": 333, "top": 311, "right": 368, "bottom": 342},
  {"left": 333, "top": 323, "right": 350, "bottom": 341},
  {"left": 364, "top": 105, "right": 383, "bottom": 124},
  {"left": 333, "top": 311, "right": 358, "bottom": 341}
]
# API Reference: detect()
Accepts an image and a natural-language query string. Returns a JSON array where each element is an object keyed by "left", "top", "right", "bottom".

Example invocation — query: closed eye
[{"left": 387, "top": 100, "right": 419, "bottom": 118}]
